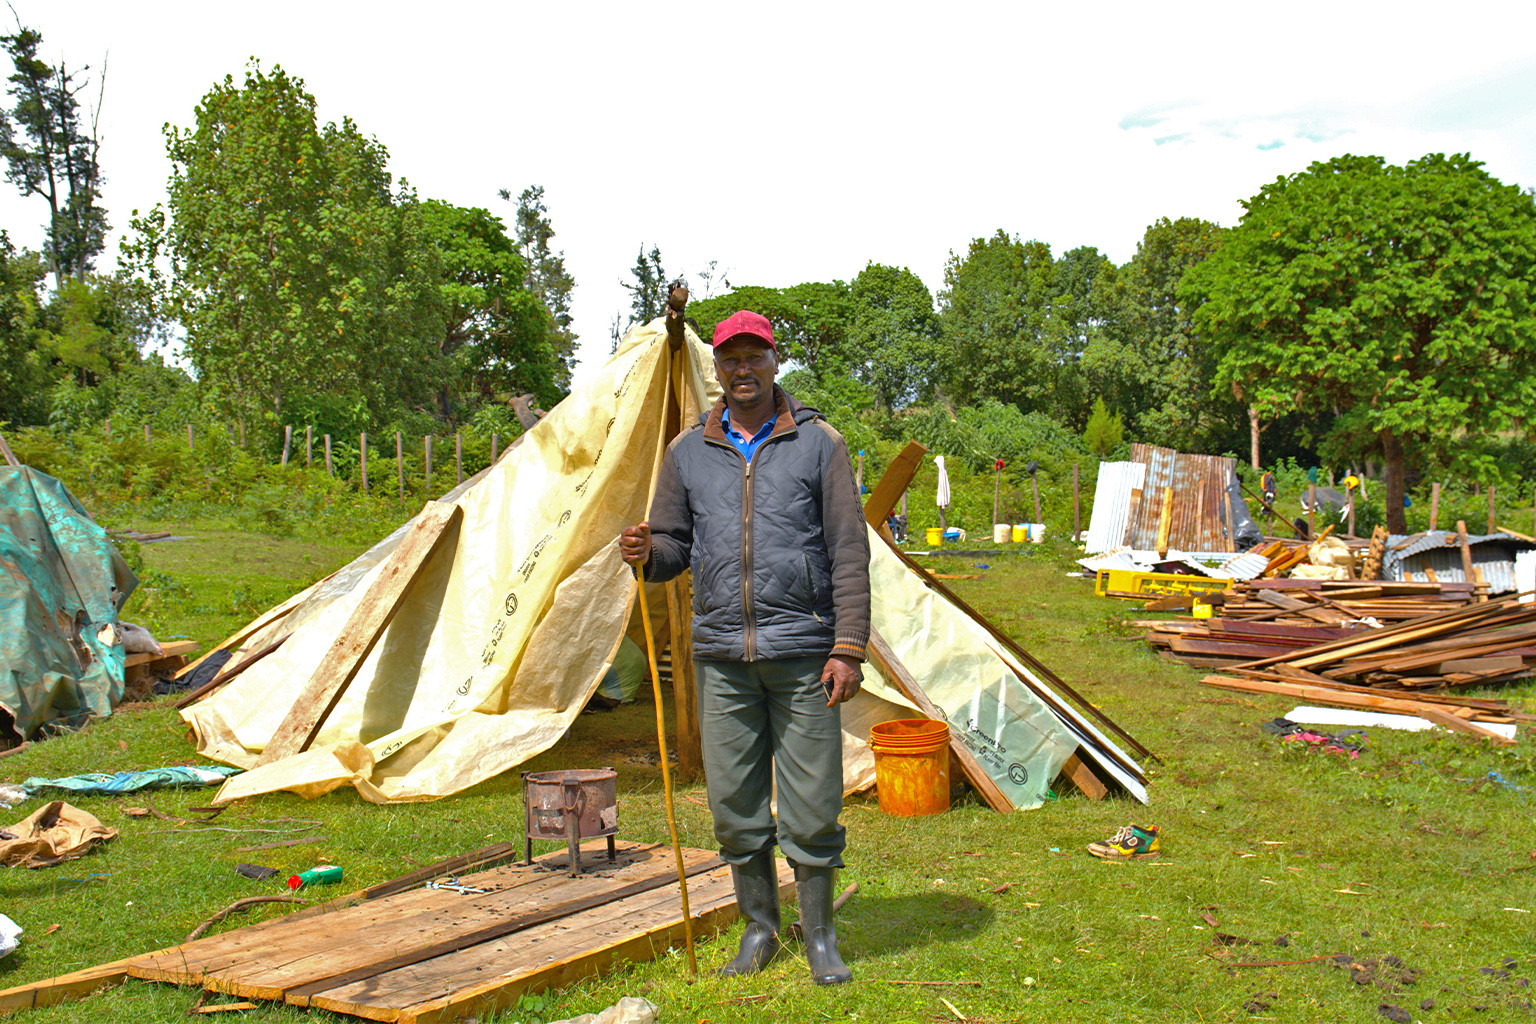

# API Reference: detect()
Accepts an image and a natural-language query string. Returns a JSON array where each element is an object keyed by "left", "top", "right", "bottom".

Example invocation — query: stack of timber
[
  {"left": 1196, "top": 591, "right": 1536, "bottom": 744},
  {"left": 1142, "top": 580, "right": 1488, "bottom": 668}
]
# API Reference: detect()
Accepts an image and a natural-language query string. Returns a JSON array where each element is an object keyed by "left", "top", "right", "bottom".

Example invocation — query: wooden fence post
[
  {"left": 187, "top": 424, "right": 194, "bottom": 450},
  {"left": 1072, "top": 462, "right": 1081, "bottom": 542},
  {"left": 396, "top": 431, "right": 404, "bottom": 497},
  {"left": 306, "top": 425, "right": 313, "bottom": 467},
  {"left": 324, "top": 434, "right": 333, "bottom": 477},
  {"left": 360, "top": 432, "right": 368, "bottom": 494},
  {"left": 1488, "top": 484, "right": 1496, "bottom": 534},
  {"left": 424, "top": 435, "right": 432, "bottom": 486},
  {"left": 1031, "top": 474, "right": 1041, "bottom": 526},
  {"left": 491, "top": 433, "right": 498, "bottom": 463},
  {"left": 1308, "top": 483, "right": 1316, "bottom": 537},
  {"left": 455, "top": 431, "right": 463, "bottom": 484},
  {"left": 144, "top": 424, "right": 151, "bottom": 442},
  {"left": 238, "top": 421, "right": 245, "bottom": 448},
  {"left": 1430, "top": 482, "right": 1440, "bottom": 531},
  {"left": 281, "top": 425, "right": 292, "bottom": 465}
]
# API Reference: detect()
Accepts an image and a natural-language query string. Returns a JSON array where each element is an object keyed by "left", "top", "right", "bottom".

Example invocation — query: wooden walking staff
[
  {"left": 632, "top": 281, "right": 698, "bottom": 976},
  {"left": 992, "top": 457, "right": 1003, "bottom": 528}
]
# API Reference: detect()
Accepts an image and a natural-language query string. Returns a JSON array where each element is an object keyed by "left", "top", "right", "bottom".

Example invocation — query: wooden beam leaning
[
  {"left": 866, "top": 628, "right": 1013, "bottom": 813},
  {"left": 666, "top": 573, "right": 701, "bottom": 779},
  {"left": 256, "top": 501, "right": 463, "bottom": 766},
  {"left": 862, "top": 440, "right": 928, "bottom": 528}
]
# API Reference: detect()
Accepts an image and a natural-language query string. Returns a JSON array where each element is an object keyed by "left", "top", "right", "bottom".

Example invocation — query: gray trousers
[{"left": 696, "top": 656, "right": 846, "bottom": 869}]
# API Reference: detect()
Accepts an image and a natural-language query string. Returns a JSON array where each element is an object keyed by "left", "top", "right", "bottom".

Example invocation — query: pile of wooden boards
[
  {"left": 1143, "top": 578, "right": 1479, "bottom": 634},
  {"left": 1171, "top": 591, "right": 1536, "bottom": 744}
]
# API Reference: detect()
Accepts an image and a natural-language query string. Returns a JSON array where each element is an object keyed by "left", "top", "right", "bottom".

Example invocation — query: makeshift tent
[
  {"left": 1, "top": 465, "right": 138, "bottom": 743},
  {"left": 182, "top": 321, "right": 1145, "bottom": 807}
]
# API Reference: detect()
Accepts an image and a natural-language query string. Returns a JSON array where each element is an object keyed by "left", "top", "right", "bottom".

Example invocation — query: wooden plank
[
  {"left": 1058, "top": 751, "right": 1108, "bottom": 801},
  {"left": 128, "top": 843, "right": 690, "bottom": 999},
  {"left": 862, "top": 441, "right": 927, "bottom": 528},
  {"left": 281, "top": 852, "right": 725, "bottom": 1000},
  {"left": 1437, "top": 655, "right": 1526, "bottom": 676},
  {"left": 123, "top": 640, "right": 199, "bottom": 670},
  {"left": 866, "top": 628, "right": 1014, "bottom": 813},
  {"left": 1201, "top": 676, "right": 1515, "bottom": 744},
  {"left": 256, "top": 502, "right": 462, "bottom": 765},
  {"left": 347, "top": 865, "right": 775, "bottom": 1024},
  {"left": 665, "top": 573, "right": 700, "bottom": 779}
]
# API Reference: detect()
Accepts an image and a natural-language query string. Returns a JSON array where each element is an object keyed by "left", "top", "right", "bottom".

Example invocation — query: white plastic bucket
[{"left": 992, "top": 524, "right": 1011, "bottom": 543}]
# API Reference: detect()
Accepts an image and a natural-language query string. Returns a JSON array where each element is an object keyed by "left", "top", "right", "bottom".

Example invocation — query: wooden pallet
[
  {"left": 123, "top": 640, "right": 200, "bottom": 693},
  {"left": 2, "top": 840, "right": 772, "bottom": 1023}
]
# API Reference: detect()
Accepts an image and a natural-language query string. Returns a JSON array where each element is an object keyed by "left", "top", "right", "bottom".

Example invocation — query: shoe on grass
[{"left": 1087, "top": 824, "right": 1160, "bottom": 860}]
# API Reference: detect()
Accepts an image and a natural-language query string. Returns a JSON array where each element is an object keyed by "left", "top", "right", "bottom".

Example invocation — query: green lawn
[{"left": 3, "top": 526, "right": 1535, "bottom": 1024}]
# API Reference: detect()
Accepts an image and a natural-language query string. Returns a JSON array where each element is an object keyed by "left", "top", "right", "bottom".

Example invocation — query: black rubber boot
[
  {"left": 717, "top": 850, "right": 781, "bottom": 976},
  {"left": 794, "top": 864, "right": 852, "bottom": 985}
]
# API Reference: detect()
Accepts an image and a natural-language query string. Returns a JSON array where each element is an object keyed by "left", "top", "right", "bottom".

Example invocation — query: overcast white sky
[{"left": 4, "top": 1, "right": 1534, "bottom": 387}]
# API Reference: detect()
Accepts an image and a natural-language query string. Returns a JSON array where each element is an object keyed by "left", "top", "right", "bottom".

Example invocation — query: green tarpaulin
[{"left": 1, "top": 465, "right": 137, "bottom": 742}]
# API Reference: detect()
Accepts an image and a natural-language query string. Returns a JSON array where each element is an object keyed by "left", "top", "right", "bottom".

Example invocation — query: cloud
[
  {"left": 1257, "top": 140, "right": 1285, "bottom": 151},
  {"left": 1154, "top": 133, "right": 1192, "bottom": 147}
]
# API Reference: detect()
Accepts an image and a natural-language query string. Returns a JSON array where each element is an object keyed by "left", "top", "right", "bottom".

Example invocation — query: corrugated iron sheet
[
  {"left": 1218, "top": 551, "right": 1270, "bottom": 581},
  {"left": 1125, "top": 444, "right": 1237, "bottom": 552},
  {"left": 1381, "top": 531, "right": 1535, "bottom": 595},
  {"left": 1082, "top": 462, "right": 1145, "bottom": 554}
]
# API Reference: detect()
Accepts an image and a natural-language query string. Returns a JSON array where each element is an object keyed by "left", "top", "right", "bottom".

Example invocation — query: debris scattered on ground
[
  {"left": 0, "top": 914, "right": 20, "bottom": 959},
  {"left": 1261, "top": 718, "right": 1366, "bottom": 758},
  {"left": 546, "top": 996, "right": 659, "bottom": 1024},
  {"left": 0, "top": 800, "right": 118, "bottom": 868}
]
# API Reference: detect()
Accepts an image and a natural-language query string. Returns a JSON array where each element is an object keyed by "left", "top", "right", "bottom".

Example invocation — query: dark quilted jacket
[{"left": 644, "top": 386, "right": 871, "bottom": 663}]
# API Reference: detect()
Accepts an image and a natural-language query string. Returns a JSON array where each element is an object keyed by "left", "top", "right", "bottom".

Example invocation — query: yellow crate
[{"left": 1094, "top": 568, "right": 1233, "bottom": 599}]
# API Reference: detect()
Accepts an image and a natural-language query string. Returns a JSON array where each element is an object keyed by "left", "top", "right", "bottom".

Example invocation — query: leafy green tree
[
  {"left": 0, "top": 24, "right": 107, "bottom": 289},
  {"left": 136, "top": 62, "right": 445, "bottom": 441},
  {"left": 1081, "top": 396, "right": 1124, "bottom": 455},
  {"left": 504, "top": 185, "right": 577, "bottom": 390},
  {"left": 845, "top": 262, "right": 940, "bottom": 410},
  {"left": 420, "top": 199, "right": 557, "bottom": 414},
  {"left": 1185, "top": 153, "right": 1536, "bottom": 531},
  {"left": 937, "top": 230, "right": 1057, "bottom": 411},
  {"left": 1083, "top": 217, "right": 1232, "bottom": 449},
  {"left": 0, "top": 231, "right": 46, "bottom": 423}
]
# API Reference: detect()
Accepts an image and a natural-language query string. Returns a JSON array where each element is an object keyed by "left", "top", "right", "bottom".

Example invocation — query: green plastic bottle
[{"left": 286, "top": 865, "right": 343, "bottom": 890}]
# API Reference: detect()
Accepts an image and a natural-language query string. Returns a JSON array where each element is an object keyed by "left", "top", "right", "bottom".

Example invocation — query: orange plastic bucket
[{"left": 869, "top": 719, "right": 950, "bottom": 816}]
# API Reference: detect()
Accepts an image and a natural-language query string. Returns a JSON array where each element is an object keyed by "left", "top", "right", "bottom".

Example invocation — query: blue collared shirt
[{"left": 721, "top": 407, "right": 775, "bottom": 463}]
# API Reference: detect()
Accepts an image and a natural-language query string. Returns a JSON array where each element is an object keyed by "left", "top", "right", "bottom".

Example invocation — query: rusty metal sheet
[
  {"left": 1383, "top": 531, "right": 1534, "bottom": 595},
  {"left": 1128, "top": 444, "right": 1236, "bottom": 552}
]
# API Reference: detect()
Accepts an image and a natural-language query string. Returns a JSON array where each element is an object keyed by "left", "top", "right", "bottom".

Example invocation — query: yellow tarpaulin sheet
[{"left": 185, "top": 320, "right": 1094, "bottom": 806}]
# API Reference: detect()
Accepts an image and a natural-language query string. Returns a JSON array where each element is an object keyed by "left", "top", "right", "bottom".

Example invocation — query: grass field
[{"left": 3, "top": 520, "right": 1536, "bottom": 1024}]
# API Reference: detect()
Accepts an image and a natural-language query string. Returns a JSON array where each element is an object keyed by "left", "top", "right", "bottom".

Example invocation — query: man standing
[{"left": 619, "top": 308, "right": 871, "bottom": 985}]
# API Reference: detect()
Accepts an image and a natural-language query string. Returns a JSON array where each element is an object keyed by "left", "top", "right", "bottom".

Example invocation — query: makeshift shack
[
  {"left": 179, "top": 320, "right": 1146, "bottom": 808},
  {"left": 0, "top": 465, "right": 137, "bottom": 744}
]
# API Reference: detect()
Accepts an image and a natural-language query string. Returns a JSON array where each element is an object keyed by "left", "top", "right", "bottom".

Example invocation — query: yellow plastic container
[
  {"left": 925, "top": 527, "right": 942, "bottom": 546},
  {"left": 1011, "top": 525, "right": 1026, "bottom": 543},
  {"left": 869, "top": 719, "right": 950, "bottom": 816}
]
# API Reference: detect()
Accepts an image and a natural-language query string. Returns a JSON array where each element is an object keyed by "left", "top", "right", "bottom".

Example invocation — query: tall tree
[
  {"left": 503, "top": 185, "right": 576, "bottom": 390},
  {"left": 937, "top": 230, "right": 1056, "bottom": 411},
  {"left": 616, "top": 243, "right": 667, "bottom": 346},
  {"left": 0, "top": 23, "right": 107, "bottom": 289},
  {"left": 137, "top": 62, "right": 444, "bottom": 437},
  {"left": 421, "top": 199, "right": 557, "bottom": 413},
  {"left": 1185, "top": 153, "right": 1536, "bottom": 532},
  {"left": 845, "top": 262, "right": 940, "bottom": 410},
  {"left": 1083, "top": 217, "right": 1233, "bottom": 449},
  {"left": 0, "top": 231, "right": 45, "bottom": 423}
]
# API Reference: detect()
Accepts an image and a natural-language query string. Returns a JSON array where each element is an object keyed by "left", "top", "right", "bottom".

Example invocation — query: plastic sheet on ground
[
  {"left": 22, "top": 765, "right": 242, "bottom": 797},
  {"left": 1, "top": 466, "right": 138, "bottom": 742}
]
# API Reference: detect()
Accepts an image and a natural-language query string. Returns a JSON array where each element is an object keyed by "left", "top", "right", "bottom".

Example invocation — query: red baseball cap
[{"left": 712, "top": 310, "right": 776, "bottom": 351}]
